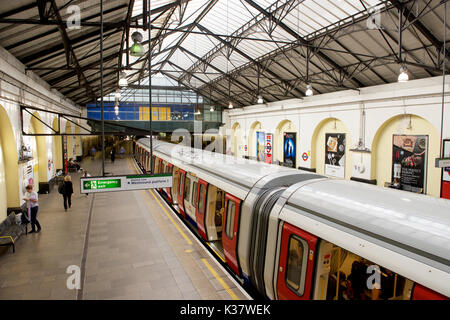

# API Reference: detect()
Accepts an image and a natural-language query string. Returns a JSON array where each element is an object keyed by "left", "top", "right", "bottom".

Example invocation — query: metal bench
[{"left": 0, "top": 213, "right": 27, "bottom": 253}]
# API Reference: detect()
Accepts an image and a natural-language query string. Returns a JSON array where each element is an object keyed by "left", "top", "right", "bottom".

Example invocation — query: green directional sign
[
  {"left": 80, "top": 174, "right": 172, "bottom": 194},
  {"left": 82, "top": 179, "right": 121, "bottom": 191}
]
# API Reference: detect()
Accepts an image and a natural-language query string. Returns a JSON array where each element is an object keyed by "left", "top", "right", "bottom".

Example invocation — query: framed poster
[
  {"left": 256, "top": 131, "right": 265, "bottom": 162},
  {"left": 325, "top": 133, "right": 346, "bottom": 178},
  {"left": 392, "top": 135, "right": 428, "bottom": 194},
  {"left": 63, "top": 135, "right": 68, "bottom": 174},
  {"left": 265, "top": 133, "right": 273, "bottom": 164},
  {"left": 283, "top": 132, "right": 296, "bottom": 168},
  {"left": 442, "top": 139, "right": 450, "bottom": 199}
]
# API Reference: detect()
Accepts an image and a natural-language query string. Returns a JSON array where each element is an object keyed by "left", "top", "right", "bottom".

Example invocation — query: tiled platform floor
[{"left": 0, "top": 155, "right": 250, "bottom": 300}]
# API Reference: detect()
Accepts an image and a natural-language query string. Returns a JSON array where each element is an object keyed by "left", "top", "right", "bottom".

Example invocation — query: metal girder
[
  {"left": 48, "top": 51, "right": 121, "bottom": 86},
  {"left": 5, "top": 3, "right": 129, "bottom": 52},
  {"left": 36, "top": 0, "right": 52, "bottom": 21},
  {"left": 155, "top": 0, "right": 219, "bottom": 77},
  {"left": 0, "top": 3, "right": 37, "bottom": 19},
  {"left": 159, "top": 70, "right": 225, "bottom": 108},
  {"left": 177, "top": 46, "right": 273, "bottom": 101},
  {"left": 242, "top": 0, "right": 364, "bottom": 89},
  {"left": 48, "top": 0, "right": 95, "bottom": 100},
  {"left": 167, "top": 61, "right": 253, "bottom": 106},
  {"left": 20, "top": 23, "right": 123, "bottom": 65},
  {"left": 197, "top": 24, "right": 305, "bottom": 98},
  {"left": 389, "top": 0, "right": 450, "bottom": 59}
]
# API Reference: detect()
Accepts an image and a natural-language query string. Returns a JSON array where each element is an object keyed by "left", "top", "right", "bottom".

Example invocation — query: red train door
[
  {"left": 177, "top": 169, "right": 186, "bottom": 217},
  {"left": 277, "top": 222, "right": 317, "bottom": 300},
  {"left": 412, "top": 284, "right": 448, "bottom": 300},
  {"left": 222, "top": 194, "right": 241, "bottom": 276},
  {"left": 195, "top": 179, "right": 208, "bottom": 240},
  {"left": 165, "top": 163, "right": 173, "bottom": 203},
  {"left": 158, "top": 159, "right": 164, "bottom": 192}
]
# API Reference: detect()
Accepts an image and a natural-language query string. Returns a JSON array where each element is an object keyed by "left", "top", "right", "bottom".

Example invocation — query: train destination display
[{"left": 81, "top": 174, "right": 173, "bottom": 194}]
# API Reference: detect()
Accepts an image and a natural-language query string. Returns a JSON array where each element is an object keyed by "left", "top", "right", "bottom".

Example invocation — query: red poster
[{"left": 265, "top": 133, "right": 273, "bottom": 164}]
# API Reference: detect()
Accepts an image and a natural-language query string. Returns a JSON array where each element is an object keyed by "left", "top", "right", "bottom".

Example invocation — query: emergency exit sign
[{"left": 81, "top": 174, "right": 172, "bottom": 194}]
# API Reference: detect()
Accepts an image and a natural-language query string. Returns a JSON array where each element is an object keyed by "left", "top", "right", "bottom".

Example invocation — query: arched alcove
[
  {"left": 231, "top": 122, "right": 243, "bottom": 158},
  {"left": 30, "top": 112, "right": 49, "bottom": 185},
  {"left": 52, "top": 117, "right": 63, "bottom": 170},
  {"left": 65, "top": 121, "right": 73, "bottom": 160},
  {"left": 311, "top": 118, "right": 352, "bottom": 179},
  {"left": 248, "top": 121, "right": 262, "bottom": 159},
  {"left": 274, "top": 120, "right": 299, "bottom": 166},
  {"left": 0, "top": 105, "right": 19, "bottom": 220},
  {"left": 371, "top": 114, "right": 441, "bottom": 197}
]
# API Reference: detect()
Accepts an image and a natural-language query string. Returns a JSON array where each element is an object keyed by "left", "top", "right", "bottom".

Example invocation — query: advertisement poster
[
  {"left": 392, "top": 135, "right": 428, "bottom": 194},
  {"left": 265, "top": 133, "right": 273, "bottom": 164},
  {"left": 63, "top": 135, "right": 68, "bottom": 174},
  {"left": 256, "top": 131, "right": 265, "bottom": 162},
  {"left": 325, "top": 133, "right": 346, "bottom": 178},
  {"left": 441, "top": 140, "right": 450, "bottom": 199},
  {"left": 283, "top": 132, "right": 296, "bottom": 168},
  {"left": 443, "top": 140, "right": 450, "bottom": 183}
]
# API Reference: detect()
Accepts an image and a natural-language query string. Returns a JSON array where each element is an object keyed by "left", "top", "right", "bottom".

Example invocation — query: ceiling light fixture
[
  {"left": 257, "top": 95, "right": 264, "bottom": 104},
  {"left": 115, "top": 89, "right": 121, "bottom": 98},
  {"left": 228, "top": 102, "right": 233, "bottom": 109},
  {"left": 398, "top": 65, "right": 409, "bottom": 82},
  {"left": 118, "top": 71, "right": 128, "bottom": 87},
  {"left": 210, "top": 106, "right": 214, "bottom": 112},
  {"left": 130, "top": 31, "right": 144, "bottom": 57},
  {"left": 305, "top": 84, "right": 313, "bottom": 96}
]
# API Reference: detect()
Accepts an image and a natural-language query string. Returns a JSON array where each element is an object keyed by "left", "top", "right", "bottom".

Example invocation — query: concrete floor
[{"left": 0, "top": 156, "right": 249, "bottom": 300}]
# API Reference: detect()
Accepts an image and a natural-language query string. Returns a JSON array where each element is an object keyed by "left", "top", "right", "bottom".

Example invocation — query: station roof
[{"left": 0, "top": 0, "right": 448, "bottom": 108}]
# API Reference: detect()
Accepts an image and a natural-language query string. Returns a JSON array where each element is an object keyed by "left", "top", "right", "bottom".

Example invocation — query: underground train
[{"left": 135, "top": 138, "right": 450, "bottom": 300}]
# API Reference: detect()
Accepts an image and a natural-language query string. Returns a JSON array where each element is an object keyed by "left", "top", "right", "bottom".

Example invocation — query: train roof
[
  {"left": 284, "top": 179, "right": 450, "bottom": 273},
  {"left": 137, "top": 138, "right": 304, "bottom": 197}
]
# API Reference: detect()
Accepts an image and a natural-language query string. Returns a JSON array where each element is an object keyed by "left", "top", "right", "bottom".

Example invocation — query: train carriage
[{"left": 135, "top": 138, "right": 450, "bottom": 300}]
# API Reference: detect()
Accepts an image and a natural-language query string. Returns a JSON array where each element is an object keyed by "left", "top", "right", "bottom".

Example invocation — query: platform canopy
[{"left": 0, "top": 0, "right": 448, "bottom": 108}]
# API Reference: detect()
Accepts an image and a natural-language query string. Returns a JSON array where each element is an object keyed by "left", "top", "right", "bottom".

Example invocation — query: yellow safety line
[
  {"left": 128, "top": 157, "right": 192, "bottom": 246},
  {"left": 206, "top": 243, "right": 226, "bottom": 263},
  {"left": 148, "top": 189, "right": 192, "bottom": 245},
  {"left": 201, "top": 258, "right": 239, "bottom": 300}
]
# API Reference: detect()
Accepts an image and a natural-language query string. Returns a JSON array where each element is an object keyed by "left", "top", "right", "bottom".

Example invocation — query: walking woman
[
  {"left": 62, "top": 175, "right": 74, "bottom": 212},
  {"left": 23, "top": 184, "right": 41, "bottom": 233}
]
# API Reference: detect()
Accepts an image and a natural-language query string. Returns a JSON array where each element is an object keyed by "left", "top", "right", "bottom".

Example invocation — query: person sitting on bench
[{"left": 68, "top": 158, "right": 81, "bottom": 172}]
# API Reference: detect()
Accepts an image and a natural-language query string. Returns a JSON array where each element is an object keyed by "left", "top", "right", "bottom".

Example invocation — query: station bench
[{"left": 0, "top": 213, "right": 27, "bottom": 253}]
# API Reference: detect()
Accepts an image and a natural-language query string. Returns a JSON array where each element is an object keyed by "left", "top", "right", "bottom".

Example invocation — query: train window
[
  {"left": 225, "top": 200, "right": 236, "bottom": 239},
  {"left": 184, "top": 177, "right": 191, "bottom": 200},
  {"left": 192, "top": 182, "right": 198, "bottom": 206},
  {"left": 285, "top": 235, "right": 308, "bottom": 296},
  {"left": 198, "top": 184, "right": 206, "bottom": 214},
  {"left": 326, "top": 246, "right": 413, "bottom": 300}
]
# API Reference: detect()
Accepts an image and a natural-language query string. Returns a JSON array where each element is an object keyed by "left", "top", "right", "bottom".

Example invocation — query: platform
[{"left": 0, "top": 156, "right": 250, "bottom": 300}]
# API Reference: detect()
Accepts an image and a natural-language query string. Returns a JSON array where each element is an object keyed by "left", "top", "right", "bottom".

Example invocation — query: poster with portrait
[
  {"left": 392, "top": 135, "right": 428, "bottom": 194},
  {"left": 325, "top": 133, "right": 346, "bottom": 178},
  {"left": 256, "top": 132, "right": 265, "bottom": 162},
  {"left": 283, "top": 132, "right": 296, "bottom": 168}
]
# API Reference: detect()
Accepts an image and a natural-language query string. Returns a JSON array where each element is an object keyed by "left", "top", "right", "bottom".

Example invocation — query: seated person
[{"left": 68, "top": 158, "right": 81, "bottom": 172}]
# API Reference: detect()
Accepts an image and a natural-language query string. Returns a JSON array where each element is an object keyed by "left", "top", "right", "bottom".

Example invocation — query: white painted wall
[
  {"left": 223, "top": 76, "right": 450, "bottom": 197},
  {"left": 0, "top": 45, "right": 82, "bottom": 210}
]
